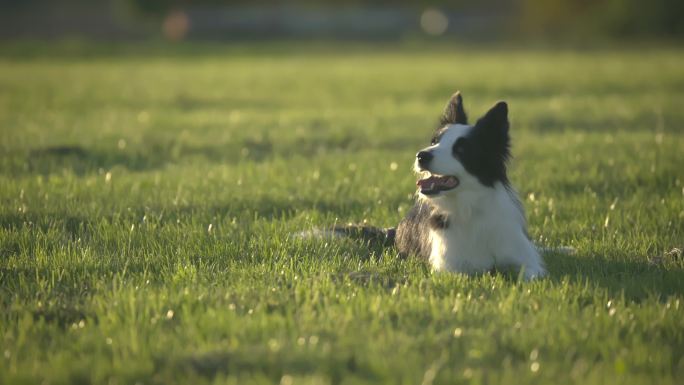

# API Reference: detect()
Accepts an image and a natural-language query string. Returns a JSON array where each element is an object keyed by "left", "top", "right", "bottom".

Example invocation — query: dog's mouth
[{"left": 417, "top": 173, "right": 460, "bottom": 196}]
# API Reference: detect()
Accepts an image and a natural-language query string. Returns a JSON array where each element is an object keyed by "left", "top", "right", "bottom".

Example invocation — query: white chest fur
[{"left": 426, "top": 183, "right": 546, "bottom": 279}]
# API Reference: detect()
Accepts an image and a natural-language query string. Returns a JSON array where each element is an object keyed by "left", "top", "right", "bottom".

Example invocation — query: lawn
[{"left": 0, "top": 42, "right": 683, "bottom": 385}]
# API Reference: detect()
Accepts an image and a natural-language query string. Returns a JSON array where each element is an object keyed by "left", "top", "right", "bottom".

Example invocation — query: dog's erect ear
[
  {"left": 476, "top": 101, "right": 509, "bottom": 135},
  {"left": 440, "top": 91, "right": 467, "bottom": 125},
  {"left": 469, "top": 101, "right": 511, "bottom": 186}
]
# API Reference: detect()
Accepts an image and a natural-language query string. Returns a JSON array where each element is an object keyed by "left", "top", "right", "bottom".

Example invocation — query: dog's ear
[
  {"left": 476, "top": 101, "right": 509, "bottom": 135},
  {"left": 440, "top": 91, "right": 467, "bottom": 125},
  {"left": 469, "top": 101, "right": 511, "bottom": 185}
]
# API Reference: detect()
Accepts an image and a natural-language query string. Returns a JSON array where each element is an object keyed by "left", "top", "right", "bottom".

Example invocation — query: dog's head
[{"left": 415, "top": 92, "right": 511, "bottom": 198}]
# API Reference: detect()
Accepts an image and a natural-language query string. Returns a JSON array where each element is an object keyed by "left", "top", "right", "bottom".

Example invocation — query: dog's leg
[{"left": 495, "top": 230, "right": 547, "bottom": 280}]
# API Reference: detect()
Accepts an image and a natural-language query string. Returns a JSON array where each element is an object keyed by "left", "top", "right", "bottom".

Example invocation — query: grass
[{"left": 0, "top": 42, "right": 683, "bottom": 385}]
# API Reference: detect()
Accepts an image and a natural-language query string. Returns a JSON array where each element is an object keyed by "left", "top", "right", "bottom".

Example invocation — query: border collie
[
  {"left": 312, "top": 92, "right": 547, "bottom": 279},
  {"left": 394, "top": 92, "right": 546, "bottom": 279}
]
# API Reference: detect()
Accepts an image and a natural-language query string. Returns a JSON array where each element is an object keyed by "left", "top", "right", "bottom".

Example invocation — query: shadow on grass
[
  {"left": 0, "top": 265, "right": 100, "bottom": 328},
  {"left": 10, "top": 134, "right": 418, "bottom": 176},
  {"left": 4, "top": 209, "right": 682, "bottom": 305},
  {"left": 544, "top": 251, "right": 684, "bottom": 301},
  {"left": 22, "top": 143, "right": 263, "bottom": 175},
  {"left": 4, "top": 211, "right": 682, "bottom": 304},
  {"left": 158, "top": 347, "right": 378, "bottom": 384},
  {"left": 0, "top": 212, "right": 88, "bottom": 236}
]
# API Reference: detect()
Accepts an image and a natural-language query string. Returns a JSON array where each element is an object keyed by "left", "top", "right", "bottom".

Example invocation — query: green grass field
[{"left": 1, "top": 42, "right": 683, "bottom": 385}]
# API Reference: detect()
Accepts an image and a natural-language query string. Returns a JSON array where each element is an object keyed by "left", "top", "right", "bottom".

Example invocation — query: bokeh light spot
[
  {"left": 421, "top": 8, "right": 449, "bottom": 36},
  {"left": 163, "top": 10, "right": 190, "bottom": 41}
]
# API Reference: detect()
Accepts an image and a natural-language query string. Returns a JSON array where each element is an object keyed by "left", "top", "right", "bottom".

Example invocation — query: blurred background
[{"left": 1, "top": 0, "right": 682, "bottom": 43}]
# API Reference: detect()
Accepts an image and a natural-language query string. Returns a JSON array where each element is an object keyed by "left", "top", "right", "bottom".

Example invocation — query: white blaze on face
[{"left": 419, "top": 124, "right": 470, "bottom": 178}]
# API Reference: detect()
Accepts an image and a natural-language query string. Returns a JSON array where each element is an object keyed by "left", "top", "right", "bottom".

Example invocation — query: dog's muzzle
[{"left": 417, "top": 173, "right": 460, "bottom": 195}]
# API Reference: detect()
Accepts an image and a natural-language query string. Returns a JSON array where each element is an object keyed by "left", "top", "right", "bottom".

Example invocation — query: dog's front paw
[{"left": 522, "top": 265, "right": 547, "bottom": 280}]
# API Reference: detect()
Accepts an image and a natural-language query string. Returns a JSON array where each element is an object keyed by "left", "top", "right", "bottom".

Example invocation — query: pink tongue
[{"left": 417, "top": 176, "right": 438, "bottom": 188}]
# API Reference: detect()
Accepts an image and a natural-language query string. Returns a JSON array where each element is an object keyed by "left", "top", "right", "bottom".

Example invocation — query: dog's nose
[{"left": 416, "top": 151, "right": 433, "bottom": 168}]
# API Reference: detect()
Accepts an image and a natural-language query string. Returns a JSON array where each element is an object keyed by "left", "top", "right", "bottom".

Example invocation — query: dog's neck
[{"left": 425, "top": 183, "right": 503, "bottom": 224}]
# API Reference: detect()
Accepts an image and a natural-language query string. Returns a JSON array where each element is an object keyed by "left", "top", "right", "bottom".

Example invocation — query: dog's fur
[
  {"left": 395, "top": 92, "right": 546, "bottom": 279},
  {"left": 318, "top": 92, "right": 546, "bottom": 279}
]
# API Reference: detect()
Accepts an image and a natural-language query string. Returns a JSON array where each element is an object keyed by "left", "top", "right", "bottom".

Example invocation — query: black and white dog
[
  {"left": 316, "top": 92, "right": 546, "bottom": 279},
  {"left": 394, "top": 92, "right": 546, "bottom": 279}
]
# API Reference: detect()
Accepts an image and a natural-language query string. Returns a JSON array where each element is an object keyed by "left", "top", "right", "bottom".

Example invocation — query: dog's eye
[{"left": 453, "top": 138, "right": 466, "bottom": 156}]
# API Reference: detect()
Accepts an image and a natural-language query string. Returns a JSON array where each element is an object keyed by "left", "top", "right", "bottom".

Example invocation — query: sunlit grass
[{"left": 0, "top": 42, "right": 683, "bottom": 385}]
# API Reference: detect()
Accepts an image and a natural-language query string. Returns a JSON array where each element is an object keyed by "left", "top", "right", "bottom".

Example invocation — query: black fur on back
[
  {"left": 335, "top": 203, "right": 441, "bottom": 260},
  {"left": 395, "top": 200, "right": 444, "bottom": 260},
  {"left": 330, "top": 225, "right": 396, "bottom": 247}
]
